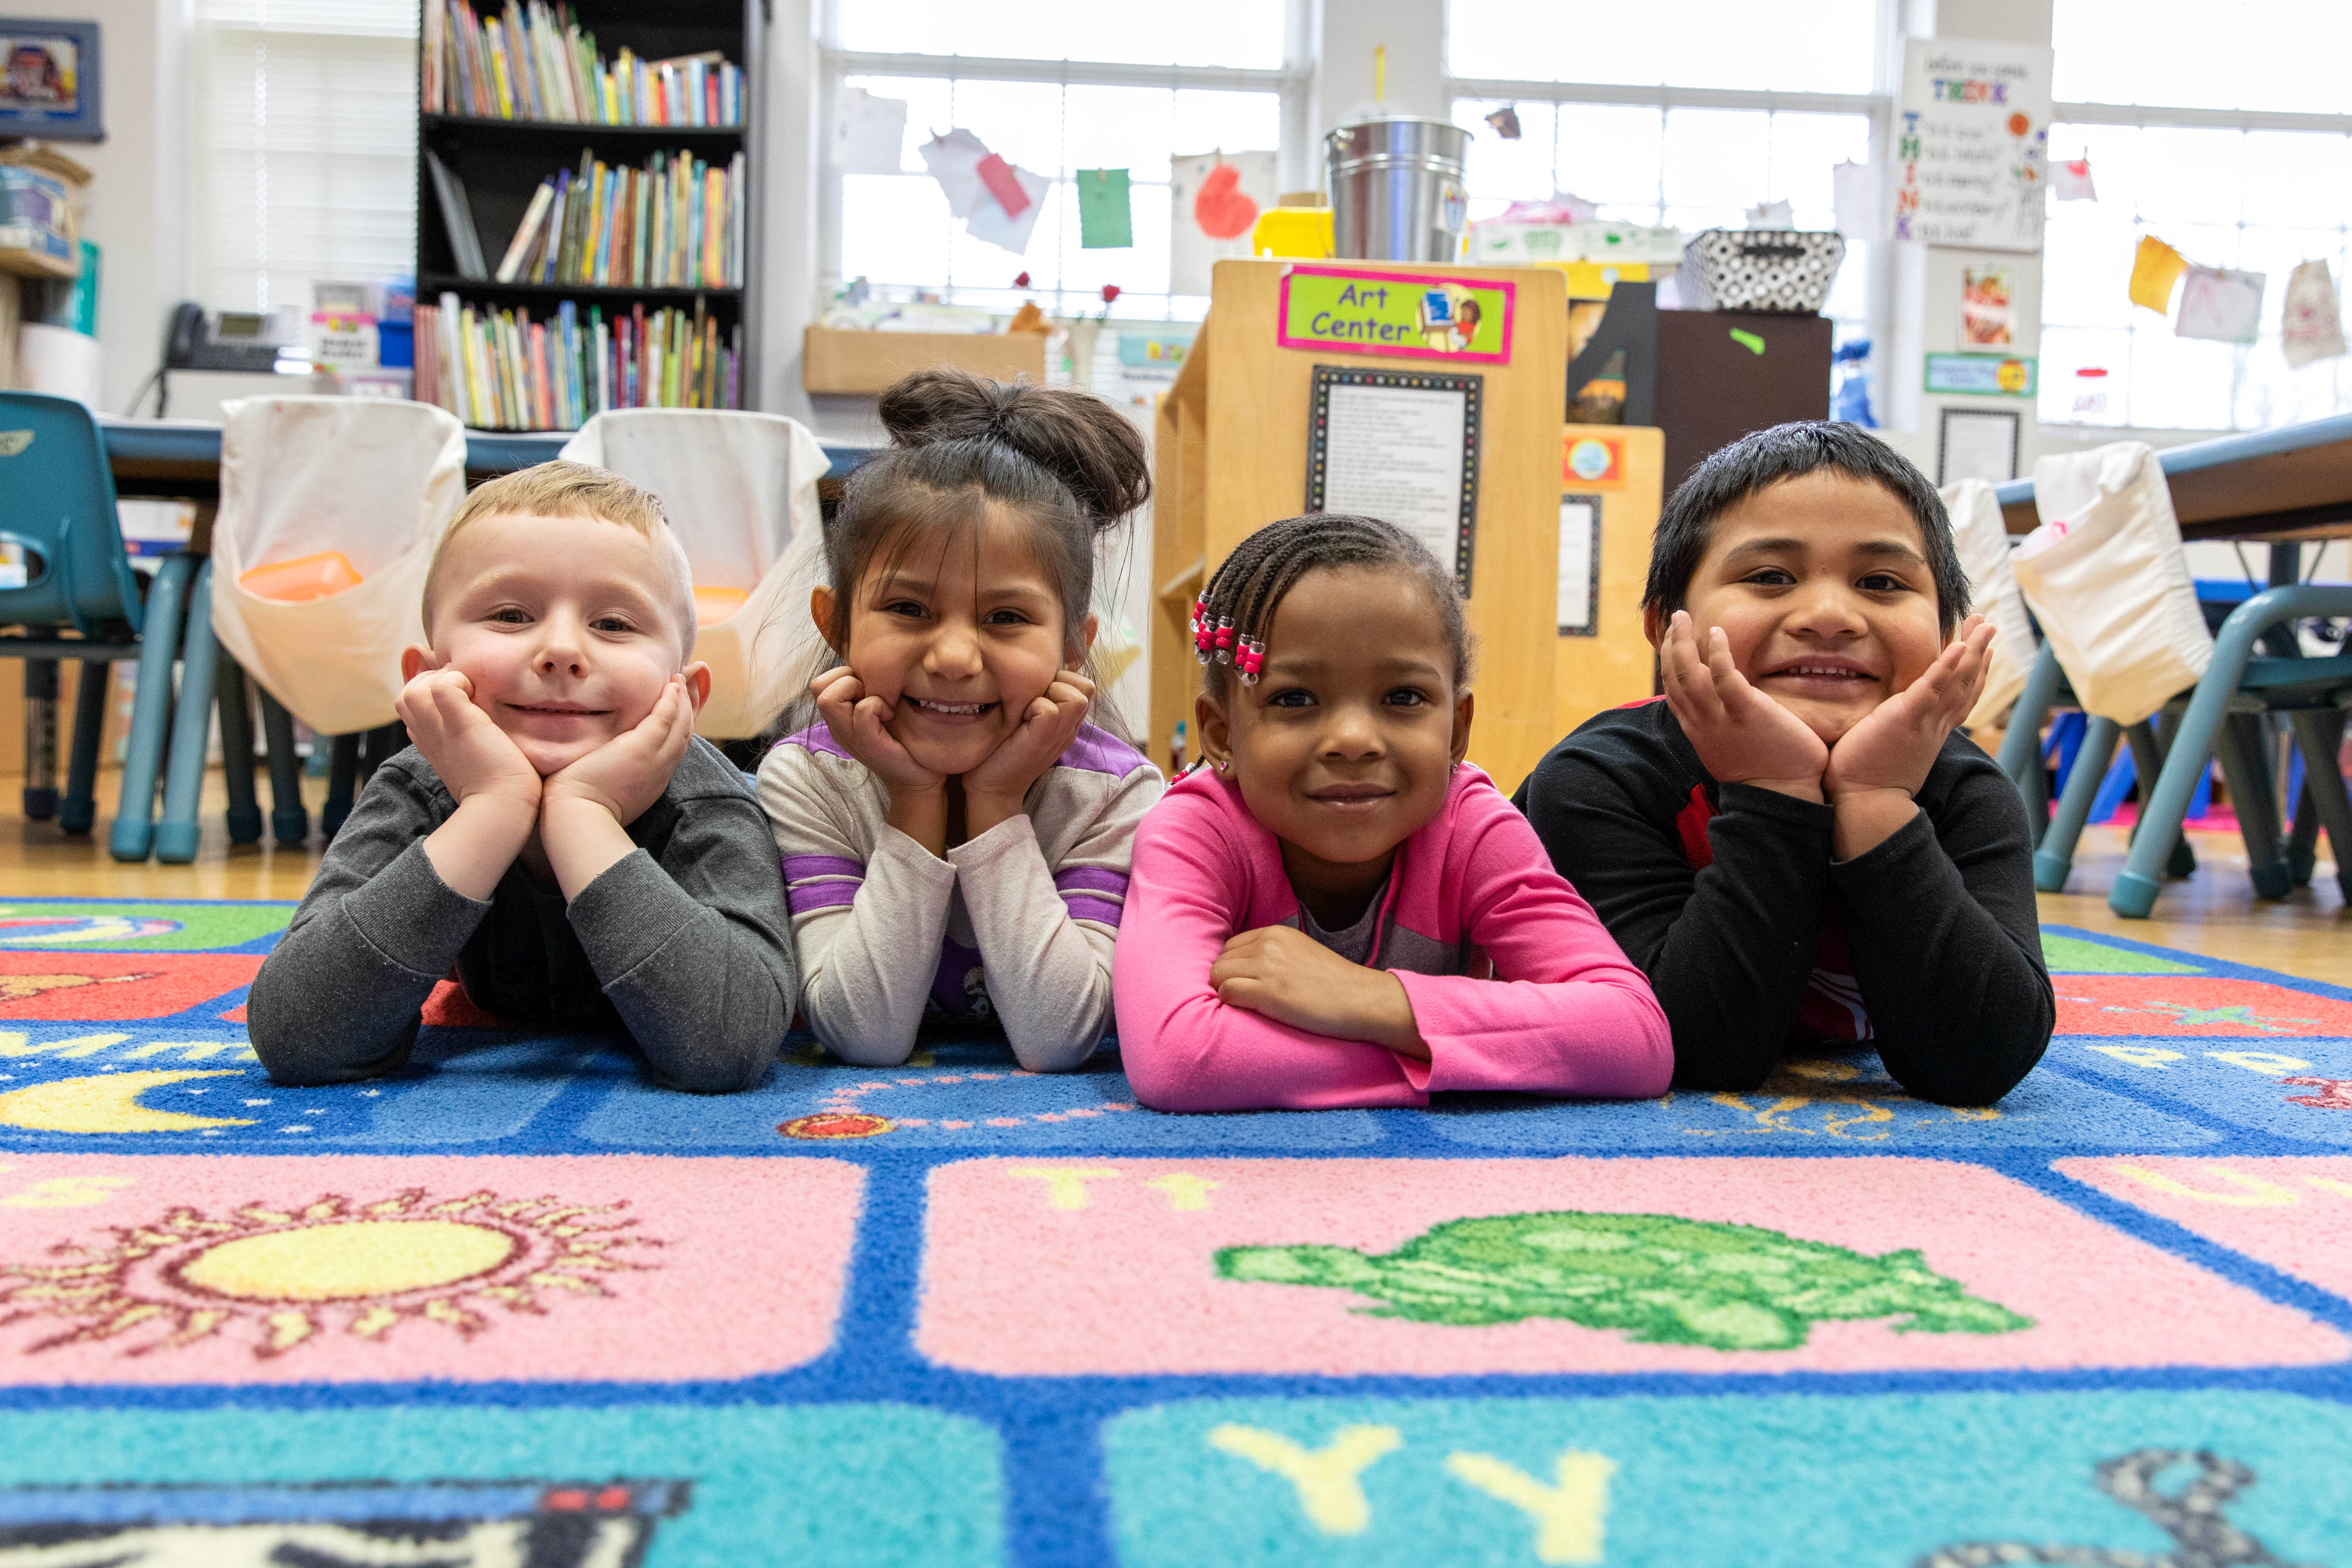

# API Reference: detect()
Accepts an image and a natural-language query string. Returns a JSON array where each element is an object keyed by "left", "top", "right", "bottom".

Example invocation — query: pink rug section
[
  {"left": 916, "top": 1156, "right": 2348, "bottom": 1377},
  {"left": 0, "top": 1153, "right": 863, "bottom": 1387},
  {"left": 2052, "top": 976, "right": 2352, "bottom": 1037},
  {"left": 2056, "top": 1155, "right": 2352, "bottom": 1304}
]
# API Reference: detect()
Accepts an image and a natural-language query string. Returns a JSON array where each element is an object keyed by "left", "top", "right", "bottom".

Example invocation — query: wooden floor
[{"left": 4, "top": 769, "right": 2349, "bottom": 984}]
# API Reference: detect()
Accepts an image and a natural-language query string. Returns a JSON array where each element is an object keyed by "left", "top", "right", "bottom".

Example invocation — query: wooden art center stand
[{"left": 1152, "top": 258, "right": 1565, "bottom": 792}]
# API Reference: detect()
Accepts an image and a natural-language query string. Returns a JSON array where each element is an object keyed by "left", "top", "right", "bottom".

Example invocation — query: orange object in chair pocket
[
  {"left": 239, "top": 550, "right": 363, "bottom": 603},
  {"left": 693, "top": 585, "right": 749, "bottom": 626}
]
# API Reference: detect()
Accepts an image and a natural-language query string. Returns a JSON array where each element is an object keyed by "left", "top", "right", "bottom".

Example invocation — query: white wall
[{"left": 62, "top": 0, "right": 191, "bottom": 417}]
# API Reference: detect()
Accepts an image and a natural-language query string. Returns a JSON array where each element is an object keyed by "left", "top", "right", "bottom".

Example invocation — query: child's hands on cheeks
[
  {"left": 961, "top": 670, "right": 1094, "bottom": 837},
  {"left": 1659, "top": 609, "right": 1830, "bottom": 802},
  {"left": 811, "top": 665, "right": 945, "bottom": 795},
  {"left": 541, "top": 677, "right": 696, "bottom": 824},
  {"left": 1822, "top": 615, "right": 1993, "bottom": 859},
  {"left": 396, "top": 665, "right": 540, "bottom": 902},
  {"left": 1211, "top": 926, "right": 1430, "bottom": 1061},
  {"left": 395, "top": 667, "right": 541, "bottom": 817}
]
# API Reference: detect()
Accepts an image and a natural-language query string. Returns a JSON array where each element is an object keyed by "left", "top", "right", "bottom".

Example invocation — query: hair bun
[{"left": 877, "top": 368, "right": 1150, "bottom": 528}]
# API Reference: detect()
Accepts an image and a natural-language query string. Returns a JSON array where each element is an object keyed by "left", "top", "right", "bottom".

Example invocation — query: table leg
[
  {"left": 20, "top": 658, "right": 58, "bottom": 820},
  {"left": 156, "top": 560, "right": 221, "bottom": 865},
  {"left": 258, "top": 689, "right": 309, "bottom": 847},
  {"left": 109, "top": 552, "right": 195, "bottom": 863},
  {"left": 60, "top": 658, "right": 109, "bottom": 835},
  {"left": 216, "top": 656, "right": 261, "bottom": 845}
]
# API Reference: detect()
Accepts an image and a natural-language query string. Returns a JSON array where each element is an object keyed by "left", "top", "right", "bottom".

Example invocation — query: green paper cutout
[
  {"left": 1077, "top": 169, "right": 1132, "bottom": 249},
  {"left": 1216, "top": 1209, "right": 2033, "bottom": 1351}
]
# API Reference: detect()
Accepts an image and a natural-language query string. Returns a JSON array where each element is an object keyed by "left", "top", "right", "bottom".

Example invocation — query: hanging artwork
[
  {"left": 832, "top": 86, "right": 907, "bottom": 175},
  {"left": 2282, "top": 259, "right": 2347, "bottom": 368},
  {"left": 1077, "top": 169, "right": 1133, "bottom": 249},
  {"left": 2129, "top": 236, "right": 2188, "bottom": 315},
  {"left": 2175, "top": 267, "right": 2266, "bottom": 344},
  {"left": 1170, "top": 150, "right": 1277, "bottom": 296},
  {"left": 1894, "top": 38, "right": 2053, "bottom": 251},
  {"left": 919, "top": 129, "right": 1048, "bottom": 256},
  {"left": 2053, "top": 157, "right": 2096, "bottom": 201}
]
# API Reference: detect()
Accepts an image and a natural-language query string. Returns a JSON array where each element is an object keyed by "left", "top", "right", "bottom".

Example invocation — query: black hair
[
  {"left": 1644, "top": 421, "right": 1969, "bottom": 636},
  {"left": 1194, "top": 513, "right": 1473, "bottom": 702},
  {"left": 821, "top": 368, "right": 1151, "bottom": 662}
]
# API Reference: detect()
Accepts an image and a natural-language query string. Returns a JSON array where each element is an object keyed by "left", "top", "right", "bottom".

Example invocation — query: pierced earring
[{"left": 1213, "top": 758, "right": 1230, "bottom": 774}]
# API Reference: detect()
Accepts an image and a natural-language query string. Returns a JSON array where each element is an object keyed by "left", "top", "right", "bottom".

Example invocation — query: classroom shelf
[{"left": 418, "top": 273, "right": 744, "bottom": 302}]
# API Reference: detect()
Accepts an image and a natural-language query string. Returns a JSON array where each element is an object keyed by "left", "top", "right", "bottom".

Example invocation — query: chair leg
[
  {"left": 110, "top": 553, "right": 195, "bottom": 862},
  {"left": 258, "top": 689, "right": 309, "bottom": 847},
  {"left": 323, "top": 734, "right": 361, "bottom": 841},
  {"left": 1994, "top": 642, "right": 2062, "bottom": 798},
  {"left": 156, "top": 560, "right": 221, "bottom": 865},
  {"left": 59, "top": 658, "right": 108, "bottom": 835},
  {"left": 2035, "top": 716, "right": 2124, "bottom": 893},
  {"left": 2120, "top": 720, "right": 2196, "bottom": 878},
  {"left": 2286, "top": 707, "right": 2352, "bottom": 904},
  {"left": 2288, "top": 777, "right": 2322, "bottom": 886},
  {"left": 20, "top": 658, "right": 58, "bottom": 819},
  {"left": 2215, "top": 712, "right": 2291, "bottom": 899},
  {"left": 216, "top": 656, "right": 261, "bottom": 845}
]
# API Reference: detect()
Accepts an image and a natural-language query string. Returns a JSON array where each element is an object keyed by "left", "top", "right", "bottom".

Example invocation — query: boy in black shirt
[{"left": 1513, "top": 422, "right": 2051, "bottom": 1105}]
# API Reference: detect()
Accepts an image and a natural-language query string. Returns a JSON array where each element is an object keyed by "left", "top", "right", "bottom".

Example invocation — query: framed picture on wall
[
  {"left": 1938, "top": 407, "right": 2020, "bottom": 486},
  {"left": 0, "top": 21, "right": 100, "bottom": 141}
]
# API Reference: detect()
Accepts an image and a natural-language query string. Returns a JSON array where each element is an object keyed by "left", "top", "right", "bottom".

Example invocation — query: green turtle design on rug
[{"left": 1214, "top": 1210, "right": 2035, "bottom": 1351}]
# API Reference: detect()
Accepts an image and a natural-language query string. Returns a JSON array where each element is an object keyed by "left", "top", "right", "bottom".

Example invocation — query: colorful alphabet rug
[{"left": 0, "top": 897, "right": 2346, "bottom": 1565}]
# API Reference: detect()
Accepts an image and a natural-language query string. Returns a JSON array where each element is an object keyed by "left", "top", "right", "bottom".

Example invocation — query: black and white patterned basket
[{"left": 1678, "top": 229, "right": 1847, "bottom": 313}]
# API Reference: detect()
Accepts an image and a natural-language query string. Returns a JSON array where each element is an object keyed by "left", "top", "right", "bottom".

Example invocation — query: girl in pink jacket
[{"left": 1113, "top": 513, "right": 1672, "bottom": 1112}]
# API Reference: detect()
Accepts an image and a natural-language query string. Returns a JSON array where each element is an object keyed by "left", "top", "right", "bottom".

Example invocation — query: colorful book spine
[{"left": 426, "top": 1, "right": 744, "bottom": 126}]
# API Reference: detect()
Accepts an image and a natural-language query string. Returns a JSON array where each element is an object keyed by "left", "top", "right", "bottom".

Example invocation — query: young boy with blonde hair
[{"left": 249, "top": 460, "right": 797, "bottom": 1093}]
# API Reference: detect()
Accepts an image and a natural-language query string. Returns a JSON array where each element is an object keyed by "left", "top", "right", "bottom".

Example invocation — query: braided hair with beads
[{"left": 1191, "top": 513, "right": 1473, "bottom": 701}]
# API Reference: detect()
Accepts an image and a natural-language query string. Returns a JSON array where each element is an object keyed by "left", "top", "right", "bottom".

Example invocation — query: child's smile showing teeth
[
  {"left": 904, "top": 694, "right": 998, "bottom": 721},
  {"left": 1759, "top": 655, "right": 1881, "bottom": 700}
]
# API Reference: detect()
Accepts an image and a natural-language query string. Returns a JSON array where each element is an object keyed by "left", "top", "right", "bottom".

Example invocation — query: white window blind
[{"left": 192, "top": 0, "right": 419, "bottom": 315}]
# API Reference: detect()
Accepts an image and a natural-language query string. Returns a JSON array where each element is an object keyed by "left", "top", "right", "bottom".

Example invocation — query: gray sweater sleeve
[
  {"left": 565, "top": 766, "right": 799, "bottom": 1093},
  {"left": 247, "top": 758, "right": 491, "bottom": 1086}
]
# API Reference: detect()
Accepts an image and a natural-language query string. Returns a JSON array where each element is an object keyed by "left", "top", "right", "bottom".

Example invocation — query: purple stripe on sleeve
[
  {"left": 787, "top": 881, "right": 863, "bottom": 916},
  {"left": 1061, "top": 894, "right": 1124, "bottom": 928},
  {"left": 1052, "top": 866, "right": 1130, "bottom": 896},
  {"left": 784, "top": 855, "right": 866, "bottom": 881}
]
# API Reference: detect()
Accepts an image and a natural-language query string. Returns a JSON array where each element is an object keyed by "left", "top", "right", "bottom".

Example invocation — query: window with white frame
[
  {"left": 191, "top": 0, "right": 420, "bottom": 317},
  {"left": 1446, "top": 0, "right": 1884, "bottom": 349},
  {"left": 825, "top": 0, "right": 1296, "bottom": 321},
  {"left": 2040, "top": 0, "right": 2352, "bottom": 432}
]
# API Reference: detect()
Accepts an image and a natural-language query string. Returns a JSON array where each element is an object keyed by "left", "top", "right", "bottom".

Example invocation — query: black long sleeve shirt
[{"left": 1512, "top": 700, "right": 2052, "bottom": 1106}]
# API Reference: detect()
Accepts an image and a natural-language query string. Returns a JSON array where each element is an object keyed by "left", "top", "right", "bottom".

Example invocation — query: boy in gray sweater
[{"left": 247, "top": 461, "right": 798, "bottom": 1093}]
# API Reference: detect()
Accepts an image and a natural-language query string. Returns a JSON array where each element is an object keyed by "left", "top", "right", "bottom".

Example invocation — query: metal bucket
[{"left": 1326, "top": 117, "right": 1472, "bottom": 263}]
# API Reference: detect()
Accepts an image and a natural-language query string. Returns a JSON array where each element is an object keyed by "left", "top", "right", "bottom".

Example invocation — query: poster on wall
[
  {"left": 1961, "top": 265, "right": 2012, "bottom": 346},
  {"left": 0, "top": 21, "right": 100, "bottom": 141},
  {"left": 1894, "top": 37, "right": 2051, "bottom": 252},
  {"left": 1306, "top": 365, "right": 1483, "bottom": 594},
  {"left": 1171, "top": 150, "right": 1276, "bottom": 296}
]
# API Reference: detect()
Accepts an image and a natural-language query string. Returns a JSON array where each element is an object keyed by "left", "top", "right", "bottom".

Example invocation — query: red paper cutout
[
  {"left": 1193, "top": 163, "right": 1259, "bottom": 241},
  {"left": 975, "top": 154, "right": 1031, "bottom": 219}
]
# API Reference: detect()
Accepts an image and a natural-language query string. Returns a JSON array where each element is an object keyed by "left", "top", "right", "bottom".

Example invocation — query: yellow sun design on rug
[{"left": 0, "top": 1187, "right": 658, "bottom": 1359}]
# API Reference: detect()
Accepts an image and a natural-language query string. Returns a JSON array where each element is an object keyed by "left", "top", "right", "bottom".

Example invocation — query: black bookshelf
[{"left": 413, "top": 0, "right": 763, "bottom": 422}]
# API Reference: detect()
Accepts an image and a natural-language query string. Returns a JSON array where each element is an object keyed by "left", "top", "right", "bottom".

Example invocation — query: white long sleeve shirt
[{"left": 756, "top": 722, "right": 1162, "bottom": 1071}]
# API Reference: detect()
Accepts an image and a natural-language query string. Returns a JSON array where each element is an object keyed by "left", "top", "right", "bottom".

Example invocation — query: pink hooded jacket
[{"left": 1112, "top": 763, "right": 1672, "bottom": 1111}]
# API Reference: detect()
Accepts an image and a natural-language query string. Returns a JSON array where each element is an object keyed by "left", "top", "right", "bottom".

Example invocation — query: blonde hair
[{"left": 421, "top": 460, "right": 698, "bottom": 657}]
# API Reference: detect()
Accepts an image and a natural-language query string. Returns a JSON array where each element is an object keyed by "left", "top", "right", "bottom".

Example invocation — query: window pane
[
  {"left": 835, "top": 0, "right": 1282, "bottom": 70},
  {"left": 834, "top": 76, "right": 1276, "bottom": 316},
  {"left": 2041, "top": 120, "right": 2352, "bottom": 433},
  {"left": 1449, "top": 0, "right": 1875, "bottom": 94},
  {"left": 2053, "top": 0, "right": 2352, "bottom": 114}
]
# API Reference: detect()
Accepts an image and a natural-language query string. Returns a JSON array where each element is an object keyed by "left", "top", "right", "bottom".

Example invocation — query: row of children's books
[
  {"left": 494, "top": 149, "right": 746, "bottom": 291},
  {"left": 424, "top": 0, "right": 744, "bottom": 127},
  {"left": 417, "top": 294, "right": 744, "bottom": 432}
]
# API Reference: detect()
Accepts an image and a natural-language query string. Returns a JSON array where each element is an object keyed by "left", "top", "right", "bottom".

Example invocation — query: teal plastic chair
[{"left": 0, "top": 392, "right": 191, "bottom": 853}]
